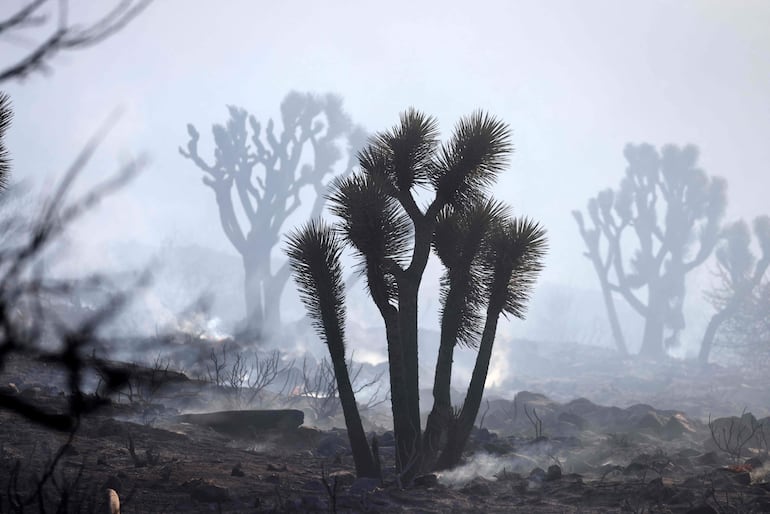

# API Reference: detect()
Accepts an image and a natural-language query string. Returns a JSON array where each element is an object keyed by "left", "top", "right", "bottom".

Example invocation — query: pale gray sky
[{"left": 1, "top": 0, "right": 769, "bottom": 353}]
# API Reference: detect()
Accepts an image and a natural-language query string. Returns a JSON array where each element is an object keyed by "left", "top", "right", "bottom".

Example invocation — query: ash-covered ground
[{"left": 0, "top": 334, "right": 768, "bottom": 513}]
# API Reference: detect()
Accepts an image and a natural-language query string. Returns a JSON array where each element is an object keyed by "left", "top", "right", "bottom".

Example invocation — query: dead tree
[
  {"left": 574, "top": 144, "right": 726, "bottom": 358},
  {"left": 180, "top": 92, "right": 365, "bottom": 339},
  {"left": 0, "top": 0, "right": 152, "bottom": 84},
  {"left": 0, "top": 103, "right": 147, "bottom": 431},
  {"left": 700, "top": 216, "right": 770, "bottom": 365}
]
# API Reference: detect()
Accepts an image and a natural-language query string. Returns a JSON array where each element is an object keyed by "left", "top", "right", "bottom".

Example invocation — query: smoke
[{"left": 437, "top": 451, "right": 541, "bottom": 488}]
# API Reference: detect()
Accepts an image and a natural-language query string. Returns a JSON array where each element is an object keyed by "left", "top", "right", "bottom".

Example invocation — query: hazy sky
[{"left": 2, "top": 0, "right": 769, "bottom": 347}]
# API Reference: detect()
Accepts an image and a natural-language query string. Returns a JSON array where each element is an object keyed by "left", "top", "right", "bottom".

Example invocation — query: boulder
[{"left": 177, "top": 409, "right": 303, "bottom": 437}]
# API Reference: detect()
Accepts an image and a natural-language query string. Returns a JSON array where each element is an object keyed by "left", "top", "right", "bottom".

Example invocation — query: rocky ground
[{"left": 0, "top": 344, "right": 769, "bottom": 513}]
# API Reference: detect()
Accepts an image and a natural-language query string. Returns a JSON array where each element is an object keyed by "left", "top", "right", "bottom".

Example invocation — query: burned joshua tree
[
  {"left": 180, "top": 92, "right": 366, "bottom": 339},
  {"left": 574, "top": 144, "right": 726, "bottom": 358},
  {"left": 287, "top": 109, "right": 546, "bottom": 482}
]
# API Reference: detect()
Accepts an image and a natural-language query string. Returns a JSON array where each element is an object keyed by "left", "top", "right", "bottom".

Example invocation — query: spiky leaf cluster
[
  {"left": 484, "top": 217, "right": 547, "bottom": 319},
  {"left": 327, "top": 173, "right": 412, "bottom": 300},
  {"left": 286, "top": 220, "right": 347, "bottom": 351},
  {"left": 359, "top": 108, "right": 439, "bottom": 194},
  {"left": 434, "top": 199, "right": 510, "bottom": 346},
  {"left": 0, "top": 93, "right": 11, "bottom": 192},
  {"left": 432, "top": 111, "right": 511, "bottom": 207}
]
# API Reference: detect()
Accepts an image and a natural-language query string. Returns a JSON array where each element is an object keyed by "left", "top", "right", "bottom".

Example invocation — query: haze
[{"left": 2, "top": 0, "right": 769, "bottom": 360}]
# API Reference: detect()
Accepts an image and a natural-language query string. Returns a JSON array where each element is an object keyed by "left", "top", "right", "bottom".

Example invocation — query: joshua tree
[
  {"left": 287, "top": 109, "right": 546, "bottom": 482},
  {"left": 286, "top": 221, "right": 379, "bottom": 478},
  {"left": 180, "top": 92, "right": 366, "bottom": 338},
  {"left": 574, "top": 144, "right": 726, "bottom": 358},
  {"left": 699, "top": 216, "right": 770, "bottom": 364}
]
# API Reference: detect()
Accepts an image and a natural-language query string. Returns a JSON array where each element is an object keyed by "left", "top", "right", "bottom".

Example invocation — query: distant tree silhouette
[
  {"left": 700, "top": 216, "right": 770, "bottom": 364},
  {"left": 180, "top": 92, "right": 366, "bottom": 338},
  {"left": 574, "top": 144, "right": 726, "bottom": 358},
  {"left": 287, "top": 109, "right": 546, "bottom": 482},
  {"left": 0, "top": 0, "right": 152, "bottom": 84}
]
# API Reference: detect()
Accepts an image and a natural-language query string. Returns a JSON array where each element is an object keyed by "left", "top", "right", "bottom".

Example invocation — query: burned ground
[{"left": 0, "top": 339, "right": 768, "bottom": 513}]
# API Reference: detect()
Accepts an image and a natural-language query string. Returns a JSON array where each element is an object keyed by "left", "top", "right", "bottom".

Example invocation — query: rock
[
  {"left": 745, "top": 456, "right": 763, "bottom": 469},
  {"left": 644, "top": 477, "right": 675, "bottom": 501},
  {"left": 722, "top": 469, "right": 752, "bottom": 485},
  {"left": 96, "top": 419, "right": 124, "bottom": 438},
  {"left": 20, "top": 386, "right": 42, "bottom": 399},
  {"left": 231, "top": 463, "right": 244, "bottom": 477},
  {"left": 266, "top": 463, "right": 287, "bottom": 472},
  {"left": 697, "top": 451, "right": 720, "bottom": 465},
  {"left": 677, "top": 448, "right": 701, "bottom": 458},
  {"left": 103, "top": 475, "right": 122, "bottom": 493},
  {"left": 176, "top": 409, "right": 304, "bottom": 437},
  {"left": 412, "top": 474, "right": 438, "bottom": 488},
  {"left": 471, "top": 427, "right": 495, "bottom": 443},
  {"left": 460, "top": 477, "right": 492, "bottom": 496},
  {"left": 183, "top": 479, "right": 229, "bottom": 503},
  {"left": 349, "top": 477, "right": 381, "bottom": 495},
  {"left": 681, "top": 476, "right": 702, "bottom": 489},
  {"left": 662, "top": 413, "right": 696, "bottom": 439},
  {"left": 706, "top": 413, "right": 764, "bottom": 452},
  {"left": 483, "top": 439, "right": 514, "bottom": 455},
  {"left": 624, "top": 462, "right": 647, "bottom": 475},
  {"left": 316, "top": 433, "right": 349, "bottom": 457},
  {"left": 103, "top": 488, "right": 120, "bottom": 514},
  {"left": 545, "top": 464, "right": 562, "bottom": 481},
  {"left": 557, "top": 411, "right": 588, "bottom": 431},
  {"left": 263, "top": 473, "right": 280, "bottom": 484},
  {"left": 300, "top": 495, "right": 325, "bottom": 510},
  {"left": 378, "top": 431, "right": 395, "bottom": 447},
  {"left": 636, "top": 412, "right": 664, "bottom": 431},
  {"left": 0, "top": 383, "right": 19, "bottom": 395},
  {"left": 328, "top": 470, "right": 356, "bottom": 487},
  {"left": 529, "top": 467, "right": 546, "bottom": 482},
  {"left": 515, "top": 391, "right": 551, "bottom": 405},
  {"left": 669, "top": 489, "right": 696, "bottom": 504}
]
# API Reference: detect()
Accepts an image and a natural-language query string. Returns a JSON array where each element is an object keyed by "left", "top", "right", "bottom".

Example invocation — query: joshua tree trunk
[
  {"left": 638, "top": 285, "right": 666, "bottom": 358},
  {"left": 243, "top": 257, "right": 266, "bottom": 335},
  {"left": 436, "top": 303, "right": 501, "bottom": 470},
  {"left": 329, "top": 346, "right": 380, "bottom": 478},
  {"left": 698, "top": 310, "right": 728, "bottom": 365},
  {"left": 422, "top": 276, "right": 468, "bottom": 471},
  {"left": 285, "top": 220, "right": 379, "bottom": 478},
  {"left": 396, "top": 278, "right": 423, "bottom": 480}
]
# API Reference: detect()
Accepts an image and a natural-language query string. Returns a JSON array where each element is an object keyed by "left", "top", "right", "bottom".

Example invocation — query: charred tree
[
  {"left": 180, "top": 92, "right": 365, "bottom": 338},
  {"left": 435, "top": 217, "right": 545, "bottom": 469},
  {"left": 0, "top": 0, "right": 152, "bottom": 84},
  {"left": 574, "top": 144, "right": 726, "bottom": 358},
  {"left": 286, "top": 220, "right": 379, "bottom": 478},
  {"left": 700, "top": 216, "right": 770, "bottom": 365},
  {"left": 287, "top": 109, "right": 545, "bottom": 482}
]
